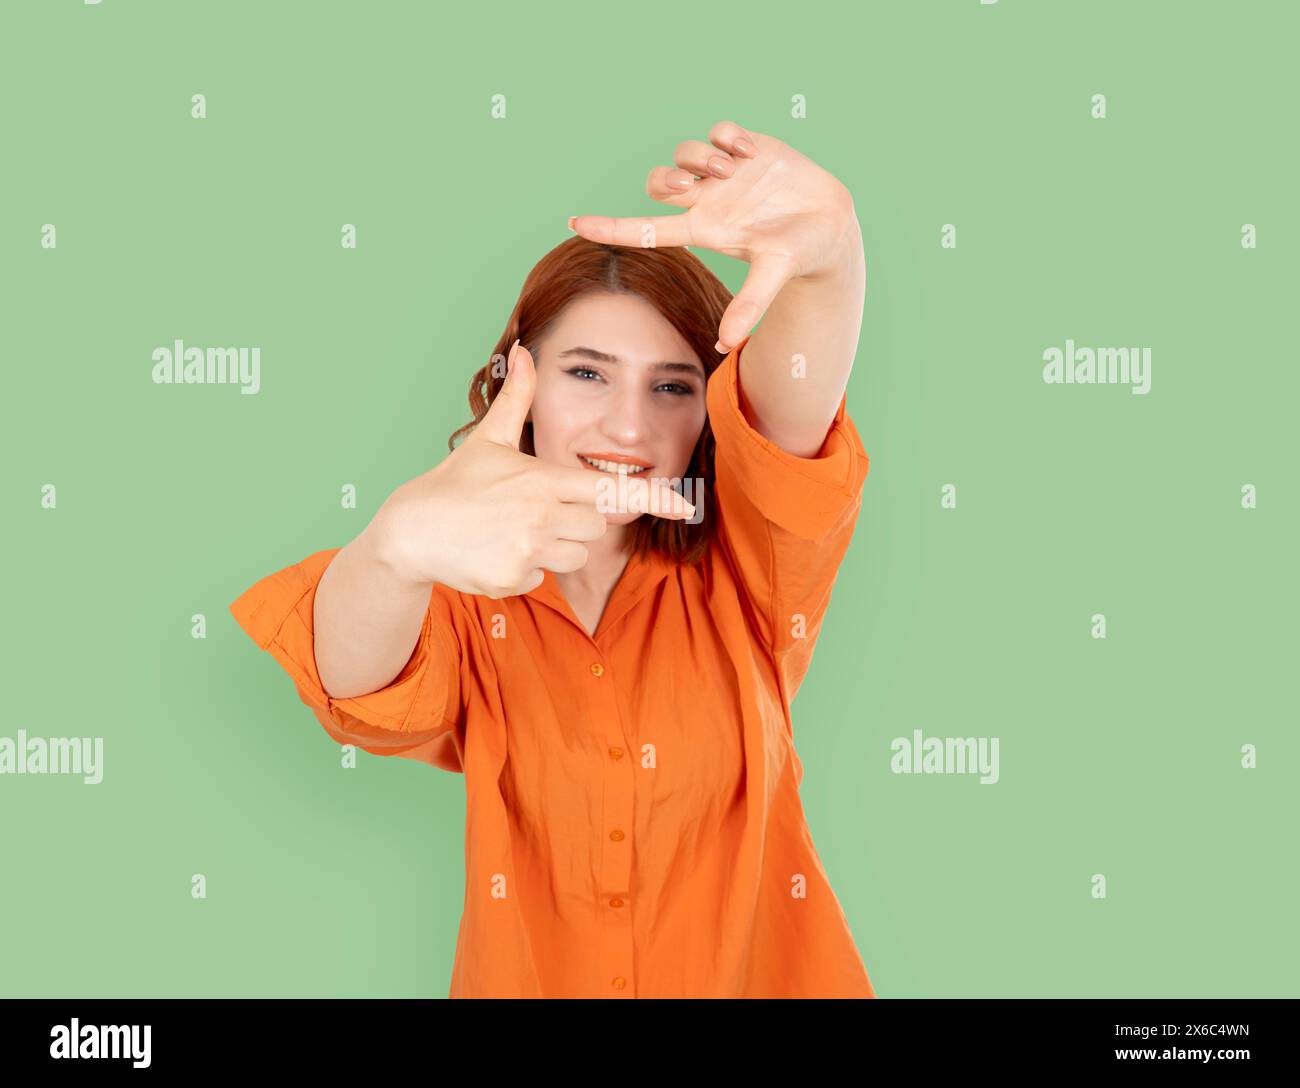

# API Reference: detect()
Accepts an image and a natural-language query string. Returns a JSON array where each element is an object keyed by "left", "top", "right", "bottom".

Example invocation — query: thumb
[
  {"left": 715, "top": 254, "right": 793, "bottom": 352},
  {"left": 474, "top": 339, "right": 536, "bottom": 450}
]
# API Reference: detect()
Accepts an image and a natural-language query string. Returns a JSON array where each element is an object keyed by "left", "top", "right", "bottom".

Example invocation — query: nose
[{"left": 599, "top": 382, "right": 653, "bottom": 447}]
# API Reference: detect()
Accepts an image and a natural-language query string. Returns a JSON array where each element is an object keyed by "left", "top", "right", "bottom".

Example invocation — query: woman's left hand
[{"left": 568, "top": 120, "right": 861, "bottom": 354}]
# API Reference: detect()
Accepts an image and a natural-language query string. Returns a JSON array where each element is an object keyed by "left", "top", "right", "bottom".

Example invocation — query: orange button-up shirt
[{"left": 230, "top": 335, "right": 875, "bottom": 998}]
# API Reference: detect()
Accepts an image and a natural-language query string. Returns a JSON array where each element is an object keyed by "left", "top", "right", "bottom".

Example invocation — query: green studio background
[{"left": 1, "top": 0, "right": 1296, "bottom": 998}]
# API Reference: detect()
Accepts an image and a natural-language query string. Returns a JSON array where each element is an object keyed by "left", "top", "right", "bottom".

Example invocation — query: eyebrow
[{"left": 556, "top": 346, "right": 706, "bottom": 380}]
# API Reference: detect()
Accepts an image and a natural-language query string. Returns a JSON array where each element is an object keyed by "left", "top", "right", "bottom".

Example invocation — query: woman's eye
[{"left": 566, "top": 367, "right": 693, "bottom": 396}]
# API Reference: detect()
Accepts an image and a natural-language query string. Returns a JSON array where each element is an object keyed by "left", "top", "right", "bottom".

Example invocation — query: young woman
[{"left": 231, "top": 120, "right": 875, "bottom": 998}]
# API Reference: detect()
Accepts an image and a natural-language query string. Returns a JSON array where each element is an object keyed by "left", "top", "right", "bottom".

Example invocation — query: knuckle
[
  {"left": 526, "top": 501, "right": 551, "bottom": 530},
  {"left": 513, "top": 530, "right": 536, "bottom": 560},
  {"left": 502, "top": 549, "right": 532, "bottom": 584}
]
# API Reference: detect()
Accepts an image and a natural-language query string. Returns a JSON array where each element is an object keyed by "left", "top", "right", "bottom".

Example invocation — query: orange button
[
  {"left": 612, "top": 976, "right": 626, "bottom": 989},
  {"left": 609, "top": 897, "right": 624, "bottom": 908},
  {"left": 609, "top": 829, "right": 624, "bottom": 842},
  {"left": 608, "top": 746, "right": 623, "bottom": 760},
  {"left": 590, "top": 662, "right": 604, "bottom": 677}
]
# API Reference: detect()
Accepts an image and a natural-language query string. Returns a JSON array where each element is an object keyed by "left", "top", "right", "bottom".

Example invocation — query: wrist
[
  {"left": 799, "top": 209, "right": 865, "bottom": 287},
  {"left": 358, "top": 511, "right": 429, "bottom": 590}
]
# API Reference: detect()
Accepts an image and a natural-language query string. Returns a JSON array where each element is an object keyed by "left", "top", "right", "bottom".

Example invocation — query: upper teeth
[{"left": 580, "top": 455, "right": 647, "bottom": 475}]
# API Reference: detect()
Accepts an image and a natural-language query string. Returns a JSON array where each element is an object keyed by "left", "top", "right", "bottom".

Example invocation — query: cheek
[
  {"left": 529, "top": 393, "right": 587, "bottom": 458},
  {"left": 665, "top": 403, "right": 708, "bottom": 458}
]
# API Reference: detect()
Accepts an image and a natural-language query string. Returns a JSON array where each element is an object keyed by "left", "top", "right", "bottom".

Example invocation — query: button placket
[{"left": 590, "top": 653, "right": 635, "bottom": 997}]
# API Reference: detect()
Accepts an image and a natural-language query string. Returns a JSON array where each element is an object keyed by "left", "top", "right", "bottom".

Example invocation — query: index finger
[
  {"left": 540, "top": 463, "right": 697, "bottom": 520},
  {"left": 569, "top": 212, "right": 693, "bottom": 250}
]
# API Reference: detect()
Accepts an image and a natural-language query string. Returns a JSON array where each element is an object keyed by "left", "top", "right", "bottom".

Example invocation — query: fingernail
[
  {"left": 734, "top": 137, "right": 757, "bottom": 157},
  {"left": 715, "top": 340, "right": 728, "bottom": 354},
  {"left": 507, "top": 338, "right": 520, "bottom": 375},
  {"left": 567, "top": 216, "right": 577, "bottom": 232}
]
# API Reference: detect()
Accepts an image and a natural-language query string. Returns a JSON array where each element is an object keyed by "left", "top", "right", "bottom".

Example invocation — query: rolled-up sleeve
[
  {"left": 229, "top": 547, "right": 466, "bottom": 773},
  {"left": 706, "top": 335, "right": 870, "bottom": 700}
]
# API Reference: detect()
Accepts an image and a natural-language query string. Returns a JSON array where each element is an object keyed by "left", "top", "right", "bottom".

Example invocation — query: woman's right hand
[{"left": 366, "top": 339, "right": 696, "bottom": 598}]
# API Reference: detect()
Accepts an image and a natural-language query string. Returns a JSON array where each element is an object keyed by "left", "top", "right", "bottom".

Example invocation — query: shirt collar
[{"left": 523, "top": 546, "right": 678, "bottom": 643}]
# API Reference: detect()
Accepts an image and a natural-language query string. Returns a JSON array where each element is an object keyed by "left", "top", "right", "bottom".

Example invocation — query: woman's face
[{"left": 527, "top": 292, "right": 709, "bottom": 525}]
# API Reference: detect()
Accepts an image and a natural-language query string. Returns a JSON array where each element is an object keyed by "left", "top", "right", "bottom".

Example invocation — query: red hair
[{"left": 448, "top": 236, "right": 733, "bottom": 567}]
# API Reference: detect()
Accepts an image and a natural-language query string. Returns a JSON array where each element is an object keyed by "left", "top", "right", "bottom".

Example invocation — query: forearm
[
  {"left": 312, "top": 523, "right": 434, "bottom": 700},
  {"left": 738, "top": 214, "right": 867, "bottom": 458}
]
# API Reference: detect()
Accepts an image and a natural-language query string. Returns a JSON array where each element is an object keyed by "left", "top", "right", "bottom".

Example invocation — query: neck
[{"left": 554, "top": 521, "right": 632, "bottom": 599}]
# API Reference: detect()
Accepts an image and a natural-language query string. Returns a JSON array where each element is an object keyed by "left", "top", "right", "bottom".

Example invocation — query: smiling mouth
[{"left": 577, "top": 454, "right": 651, "bottom": 476}]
